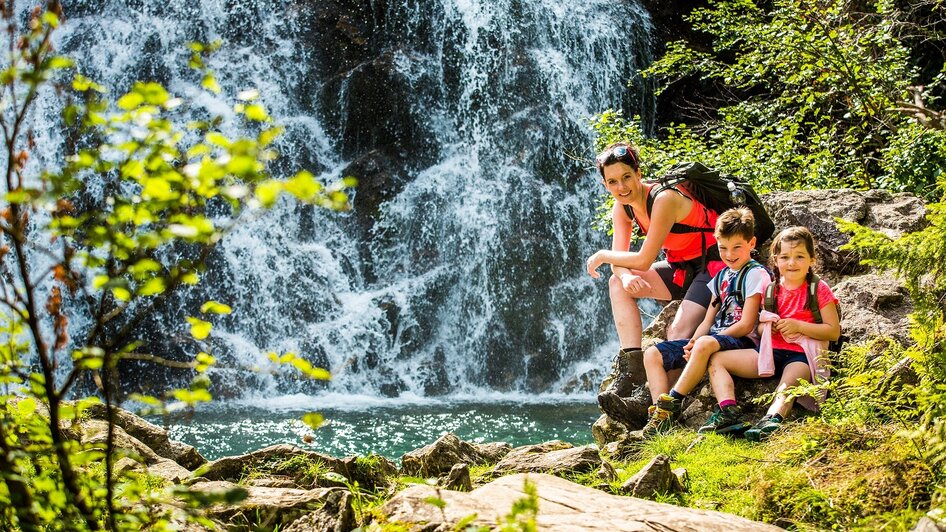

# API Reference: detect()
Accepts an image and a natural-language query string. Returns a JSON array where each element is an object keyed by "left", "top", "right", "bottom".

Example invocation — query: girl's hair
[
  {"left": 768, "top": 226, "right": 818, "bottom": 283},
  {"left": 595, "top": 141, "right": 640, "bottom": 177}
]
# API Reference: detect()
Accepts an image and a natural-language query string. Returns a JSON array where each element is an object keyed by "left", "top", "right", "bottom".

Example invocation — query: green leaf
[
  {"left": 425, "top": 496, "right": 447, "bottom": 510},
  {"left": 117, "top": 92, "right": 145, "bottom": 110},
  {"left": 200, "top": 301, "right": 232, "bottom": 314},
  {"left": 243, "top": 103, "right": 269, "bottom": 122},
  {"left": 138, "top": 277, "right": 166, "bottom": 297},
  {"left": 255, "top": 180, "right": 283, "bottom": 207},
  {"left": 301, "top": 412, "right": 324, "bottom": 430},
  {"left": 16, "top": 397, "right": 36, "bottom": 417},
  {"left": 46, "top": 56, "right": 74, "bottom": 69},
  {"left": 202, "top": 73, "right": 221, "bottom": 94},
  {"left": 42, "top": 11, "right": 60, "bottom": 28},
  {"left": 186, "top": 317, "right": 212, "bottom": 340}
]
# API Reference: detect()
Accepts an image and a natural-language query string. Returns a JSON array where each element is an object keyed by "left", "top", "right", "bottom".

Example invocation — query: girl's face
[
  {"left": 601, "top": 163, "right": 641, "bottom": 204},
  {"left": 775, "top": 239, "right": 814, "bottom": 286}
]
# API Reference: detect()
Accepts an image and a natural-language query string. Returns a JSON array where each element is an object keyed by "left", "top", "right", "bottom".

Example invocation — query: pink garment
[
  {"left": 757, "top": 310, "right": 779, "bottom": 377},
  {"left": 757, "top": 310, "right": 830, "bottom": 411}
]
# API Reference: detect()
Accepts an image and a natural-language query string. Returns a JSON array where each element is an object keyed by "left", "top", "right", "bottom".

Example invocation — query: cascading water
[{"left": 37, "top": 0, "right": 656, "bottom": 405}]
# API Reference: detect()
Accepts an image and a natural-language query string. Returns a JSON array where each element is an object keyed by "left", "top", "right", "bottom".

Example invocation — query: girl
[{"left": 702, "top": 226, "right": 841, "bottom": 440}]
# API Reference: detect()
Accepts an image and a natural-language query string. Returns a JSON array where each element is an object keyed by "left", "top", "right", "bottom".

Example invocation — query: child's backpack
[
  {"left": 623, "top": 162, "right": 775, "bottom": 246},
  {"left": 711, "top": 259, "right": 770, "bottom": 308},
  {"left": 763, "top": 274, "right": 847, "bottom": 352}
]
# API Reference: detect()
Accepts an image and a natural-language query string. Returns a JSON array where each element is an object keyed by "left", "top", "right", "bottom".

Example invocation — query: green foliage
[
  {"left": 594, "top": 0, "right": 946, "bottom": 201},
  {"left": 0, "top": 4, "right": 349, "bottom": 530}
]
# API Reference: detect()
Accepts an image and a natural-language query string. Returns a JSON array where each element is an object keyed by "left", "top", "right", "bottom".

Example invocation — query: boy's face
[{"left": 715, "top": 234, "right": 757, "bottom": 270}]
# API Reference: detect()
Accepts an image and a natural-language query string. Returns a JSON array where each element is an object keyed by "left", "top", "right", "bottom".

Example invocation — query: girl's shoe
[
  {"left": 745, "top": 415, "right": 782, "bottom": 442},
  {"left": 697, "top": 404, "right": 750, "bottom": 435}
]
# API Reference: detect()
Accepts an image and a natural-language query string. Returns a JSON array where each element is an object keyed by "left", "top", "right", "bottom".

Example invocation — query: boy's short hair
[{"left": 715, "top": 207, "right": 755, "bottom": 241}]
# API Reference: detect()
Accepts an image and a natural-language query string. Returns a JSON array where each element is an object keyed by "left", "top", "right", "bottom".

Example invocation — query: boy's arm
[
  {"left": 690, "top": 301, "right": 717, "bottom": 341},
  {"left": 719, "top": 293, "right": 762, "bottom": 338}
]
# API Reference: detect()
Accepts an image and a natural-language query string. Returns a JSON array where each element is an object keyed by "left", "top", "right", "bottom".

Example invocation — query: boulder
[
  {"left": 832, "top": 273, "right": 913, "bottom": 346},
  {"left": 473, "top": 442, "right": 513, "bottom": 464},
  {"left": 620, "top": 454, "right": 684, "bottom": 499},
  {"left": 187, "top": 480, "right": 352, "bottom": 531},
  {"left": 401, "top": 433, "right": 495, "bottom": 477},
  {"left": 442, "top": 463, "right": 472, "bottom": 492},
  {"left": 196, "top": 444, "right": 345, "bottom": 486},
  {"left": 591, "top": 414, "right": 629, "bottom": 447},
  {"left": 492, "top": 442, "right": 614, "bottom": 480},
  {"left": 148, "top": 459, "right": 193, "bottom": 484},
  {"left": 380, "top": 472, "right": 783, "bottom": 530},
  {"left": 282, "top": 490, "right": 355, "bottom": 532},
  {"left": 85, "top": 403, "right": 206, "bottom": 469},
  {"left": 338, "top": 453, "right": 398, "bottom": 490},
  {"left": 78, "top": 419, "right": 162, "bottom": 464}
]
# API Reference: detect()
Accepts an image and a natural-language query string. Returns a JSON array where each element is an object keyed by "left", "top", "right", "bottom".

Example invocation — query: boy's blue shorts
[{"left": 654, "top": 335, "right": 757, "bottom": 371}]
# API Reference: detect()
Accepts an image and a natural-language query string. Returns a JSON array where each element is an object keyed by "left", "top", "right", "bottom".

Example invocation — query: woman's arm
[{"left": 585, "top": 191, "right": 683, "bottom": 276}]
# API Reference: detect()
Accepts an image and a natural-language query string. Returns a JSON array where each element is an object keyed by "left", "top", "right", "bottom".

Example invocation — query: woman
[{"left": 587, "top": 141, "right": 724, "bottom": 426}]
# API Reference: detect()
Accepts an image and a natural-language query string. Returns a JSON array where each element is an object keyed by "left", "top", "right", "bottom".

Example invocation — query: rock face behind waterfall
[{"left": 594, "top": 189, "right": 925, "bottom": 441}]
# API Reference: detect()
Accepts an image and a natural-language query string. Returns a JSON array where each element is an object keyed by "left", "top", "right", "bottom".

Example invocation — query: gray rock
[
  {"left": 282, "top": 490, "right": 355, "bottom": 532},
  {"left": 621, "top": 454, "right": 681, "bottom": 499},
  {"left": 187, "top": 480, "right": 351, "bottom": 531},
  {"left": 148, "top": 459, "right": 193, "bottom": 484},
  {"left": 442, "top": 463, "right": 472, "bottom": 492},
  {"left": 492, "top": 443, "right": 612, "bottom": 480},
  {"left": 400, "top": 433, "right": 494, "bottom": 477},
  {"left": 592, "top": 413, "right": 629, "bottom": 447},
  {"left": 381, "top": 472, "right": 783, "bottom": 530},
  {"left": 832, "top": 273, "right": 913, "bottom": 345},
  {"left": 79, "top": 419, "right": 162, "bottom": 464},
  {"left": 913, "top": 512, "right": 946, "bottom": 532},
  {"left": 85, "top": 404, "right": 207, "bottom": 469},
  {"left": 197, "top": 444, "right": 345, "bottom": 485},
  {"left": 472, "top": 442, "right": 513, "bottom": 464}
]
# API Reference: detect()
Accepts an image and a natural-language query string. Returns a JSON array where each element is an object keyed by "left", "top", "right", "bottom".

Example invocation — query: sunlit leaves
[
  {"left": 301, "top": 412, "right": 325, "bottom": 430},
  {"left": 185, "top": 317, "right": 212, "bottom": 340},
  {"left": 199, "top": 301, "right": 231, "bottom": 314},
  {"left": 267, "top": 352, "right": 331, "bottom": 381}
]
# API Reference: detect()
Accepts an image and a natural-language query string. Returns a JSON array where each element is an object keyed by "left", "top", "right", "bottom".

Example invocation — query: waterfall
[{"left": 34, "top": 0, "right": 655, "bottom": 400}]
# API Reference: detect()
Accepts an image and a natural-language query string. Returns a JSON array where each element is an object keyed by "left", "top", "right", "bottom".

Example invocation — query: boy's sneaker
[
  {"left": 641, "top": 394, "right": 681, "bottom": 438},
  {"left": 745, "top": 415, "right": 782, "bottom": 442},
  {"left": 697, "top": 404, "right": 750, "bottom": 435}
]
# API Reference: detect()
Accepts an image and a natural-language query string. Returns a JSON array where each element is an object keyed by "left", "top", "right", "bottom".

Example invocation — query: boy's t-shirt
[
  {"left": 707, "top": 264, "right": 770, "bottom": 340},
  {"left": 771, "top": 279, "right": 839, "bottom": 352}
]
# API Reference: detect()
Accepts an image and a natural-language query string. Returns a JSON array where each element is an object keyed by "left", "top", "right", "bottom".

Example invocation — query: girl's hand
[
  {"left": 620, "top": 273, "right": 651, "bottom": 295},
  {"left": 775, "top": 318, "right": 803, "bottom": 337}
]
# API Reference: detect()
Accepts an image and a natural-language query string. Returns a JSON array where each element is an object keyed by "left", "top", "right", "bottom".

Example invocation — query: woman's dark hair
[
  {"left": 768, "top": 226, "right": 819, "bottom": 283},
  {"left": 595, "top": 141, "right": 640, "bottom": 178}
]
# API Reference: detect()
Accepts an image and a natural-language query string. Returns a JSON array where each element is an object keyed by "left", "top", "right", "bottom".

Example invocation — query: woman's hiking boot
[
  {"left": 641, "top": 393, "right": 682, "bottom": 438},
  {"left": 697, "top": 404, "right": 751, "bottom": 435},
  {"left": 597, "top": 348, "right": 650, "bottom": 428},
  {"left": 745, "top": 415, "right": 782, "bottom": 442}
]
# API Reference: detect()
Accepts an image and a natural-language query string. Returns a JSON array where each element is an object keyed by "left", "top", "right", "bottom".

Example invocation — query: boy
[{"left": 639, "top": 207, "right": 769, "bottom": 437}]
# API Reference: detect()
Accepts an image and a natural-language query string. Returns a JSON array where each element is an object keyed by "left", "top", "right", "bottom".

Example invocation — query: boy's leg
[
  {"left": 668, "top": 335, "right": 721, "bottom": 397},
  {"left": 643, "top": 346, "right": 671, "bottom": 403},
  {"left": 698, "top": 348, "right": 760, "bottom": 435},
  {"left": 706, "top": 348, "right": 763, "bottom": 402}
]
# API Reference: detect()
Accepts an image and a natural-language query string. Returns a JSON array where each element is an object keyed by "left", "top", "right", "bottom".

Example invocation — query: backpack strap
[
  {"left": 807, "top": 274, "right": 823, "bottom": 324},
  {"left": 731, "top": 259, "right": 763, "bottom": 307},
  {"left": 711, "top": 268, "right": 726, "bottom": 308},
  {"left": 763, "top": 281, "right": 777, "bottom": 313}
]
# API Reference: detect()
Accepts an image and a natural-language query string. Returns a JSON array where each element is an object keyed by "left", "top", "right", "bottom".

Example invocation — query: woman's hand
[
  {"left": 586, "top": 251, "right": 607, "bottom": 278},
  {"left": 619, "top": 272, "right": 651, "bottom": 294}
]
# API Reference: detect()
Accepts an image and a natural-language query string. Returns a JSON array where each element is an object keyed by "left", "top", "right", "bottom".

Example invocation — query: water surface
[{"left": 161, "top": 395, "right": 601, "bottom": 462}]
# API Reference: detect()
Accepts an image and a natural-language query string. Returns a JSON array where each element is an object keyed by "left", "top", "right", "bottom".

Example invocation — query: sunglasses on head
[{"left": 595, "top": 144, "right": 638, "bottom": 171}]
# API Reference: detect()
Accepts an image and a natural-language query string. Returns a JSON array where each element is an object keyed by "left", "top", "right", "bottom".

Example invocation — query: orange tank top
[{"left": 634, "top": 184, "right": 718, "bottom": 263}]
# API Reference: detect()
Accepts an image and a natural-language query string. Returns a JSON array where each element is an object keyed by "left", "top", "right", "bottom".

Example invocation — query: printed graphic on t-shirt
[{"left": 709, "top": 266, "right": 769, "bottom": 336}]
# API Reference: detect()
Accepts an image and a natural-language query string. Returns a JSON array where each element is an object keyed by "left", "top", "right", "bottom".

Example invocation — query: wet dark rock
[
  {"left": 620, "top": 454, "right": 684, "bottom": 499},
  {"left": 441, "top": 463, "right": 472, "bottom": 491}
]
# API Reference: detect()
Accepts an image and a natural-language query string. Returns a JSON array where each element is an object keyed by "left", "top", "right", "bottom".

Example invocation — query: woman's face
[{"left": 601, "top": 162, "right": 641, "bottom": 204}]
